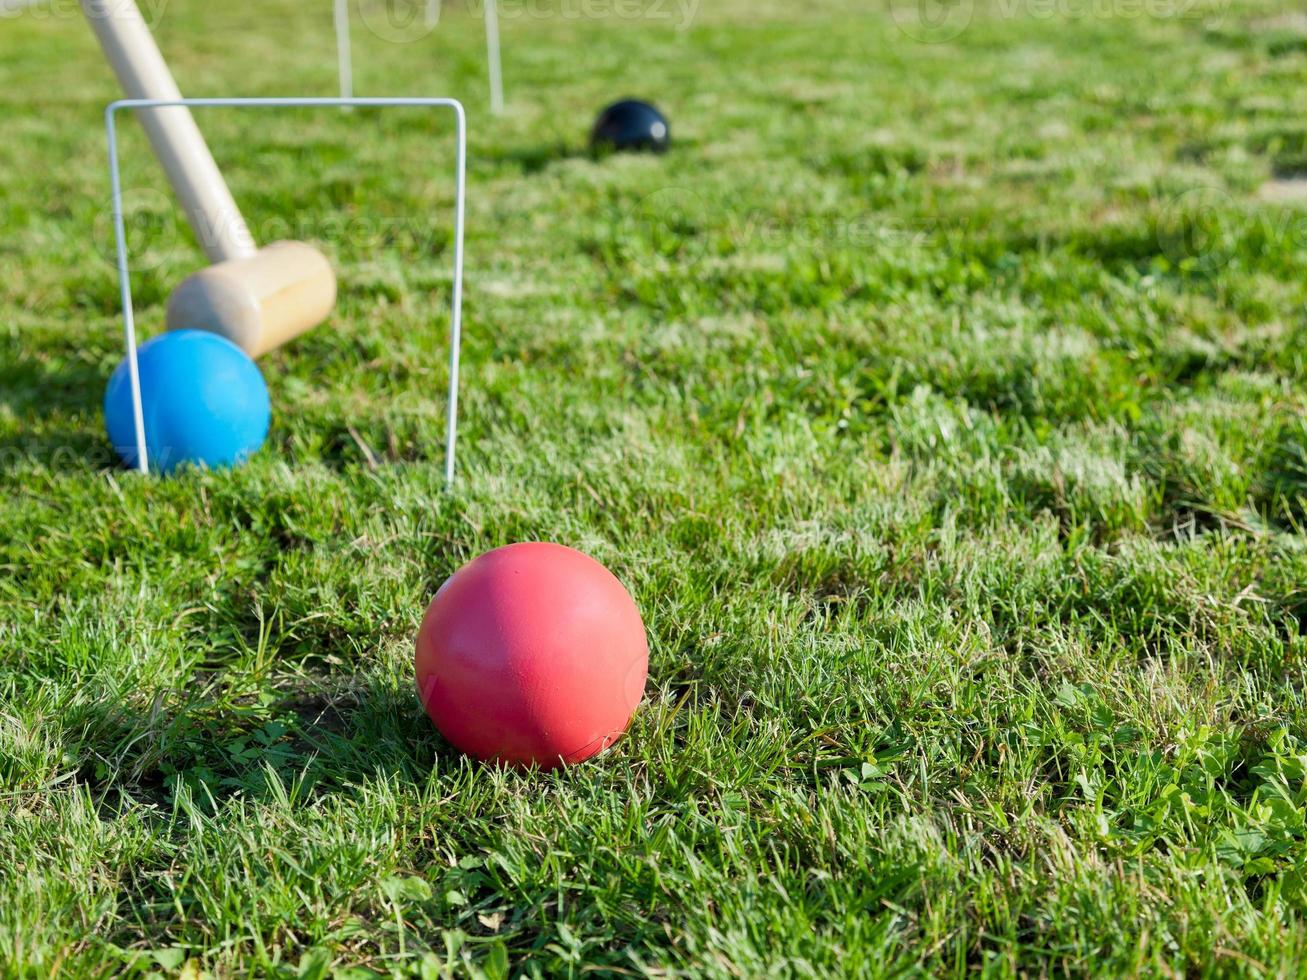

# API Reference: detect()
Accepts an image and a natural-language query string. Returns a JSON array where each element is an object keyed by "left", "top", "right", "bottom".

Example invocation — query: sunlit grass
[{"left": 2, "top": 0, "right": 1307, "bottom": 974}]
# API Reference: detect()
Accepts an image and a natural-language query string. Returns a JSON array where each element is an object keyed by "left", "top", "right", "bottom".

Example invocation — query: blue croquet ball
[
  {"left": 591, "top": 99, "right": 670, "bottom": 155},
  {"left": 104, "top": 330, "right": 270, "bottom": 474}
]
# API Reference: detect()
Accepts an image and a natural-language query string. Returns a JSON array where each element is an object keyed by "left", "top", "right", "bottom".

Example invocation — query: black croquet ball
[{"left": 591, "top": 99, "right": 670, "bottom": 155}]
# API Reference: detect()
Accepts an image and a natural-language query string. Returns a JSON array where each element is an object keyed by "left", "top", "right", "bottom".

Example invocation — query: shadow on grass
[
  {"left": 68, "top": 672, "right": 447, "bottom": 814},
  {"left": 0, "top": 345, "right": 106, "bottom": 417},
  {"left": 0, "top": 428, "right": 119, "bottom": 477},
  {"left": 480, "top": 141, "right": 589, "bottom": 176},
  {"left": 1257, "top": 422, "right": 1307, "bottom": 530},
  {"left": 0, "top": 337, "right": 120, "bottom": 475}
]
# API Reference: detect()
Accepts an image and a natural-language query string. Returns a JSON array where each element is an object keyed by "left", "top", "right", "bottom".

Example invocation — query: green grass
[{"left": 4, "top": 0, "right": 1307, "bottom": 974}]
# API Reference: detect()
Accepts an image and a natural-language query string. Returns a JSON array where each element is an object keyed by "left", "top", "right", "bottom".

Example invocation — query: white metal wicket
[
  {"left": 334, "top": 0, "right": 504, "bottom": 115},
  {"left": 105, "top": 96, "right": 468, "bottom": 485}
]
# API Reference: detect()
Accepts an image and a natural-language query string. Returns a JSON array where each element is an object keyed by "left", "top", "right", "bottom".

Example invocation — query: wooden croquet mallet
[{"left": 83, "top": 0, "right": 336, "bottom": 357}]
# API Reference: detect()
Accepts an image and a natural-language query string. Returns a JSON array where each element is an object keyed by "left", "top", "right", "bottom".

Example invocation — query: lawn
[{"left": 4, "top": 0, "right": 1307, "bottom": 974}]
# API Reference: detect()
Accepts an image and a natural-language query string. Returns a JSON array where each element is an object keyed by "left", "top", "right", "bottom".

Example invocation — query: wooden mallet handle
[
  {"left": 83, "top": 0, "right": 336, "bottom": 357},
  {"left": 82, "top": 0, "right": 255, "bottom": 263}
]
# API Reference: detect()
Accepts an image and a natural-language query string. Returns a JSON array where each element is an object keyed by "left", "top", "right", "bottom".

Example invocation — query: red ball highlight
[{"left": 415, "top": 542, "right": 649, "bottom": 769}]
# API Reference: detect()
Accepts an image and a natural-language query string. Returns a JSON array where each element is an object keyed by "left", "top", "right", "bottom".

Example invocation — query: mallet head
[{"left": 166, "top": 241, "right": 336, "bottom": 358}]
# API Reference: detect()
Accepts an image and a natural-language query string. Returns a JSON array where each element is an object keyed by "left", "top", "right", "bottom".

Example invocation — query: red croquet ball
[{"left": 415, "top": 542, "right": 649, "bottom": 769}]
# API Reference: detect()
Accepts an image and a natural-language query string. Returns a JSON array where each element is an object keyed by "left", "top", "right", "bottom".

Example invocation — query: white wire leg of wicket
[
  {"left": 334, "top": 0, "right": 504, "bottom": 114},
  {"left": 484, "top": 0, "right": 503, "bottom": 115},
  {"left": 105, "top": 96, "right": 468, "bottom": 486},
  {"left": 334, "top": 0, "right": 354, "bottom": 101}
]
